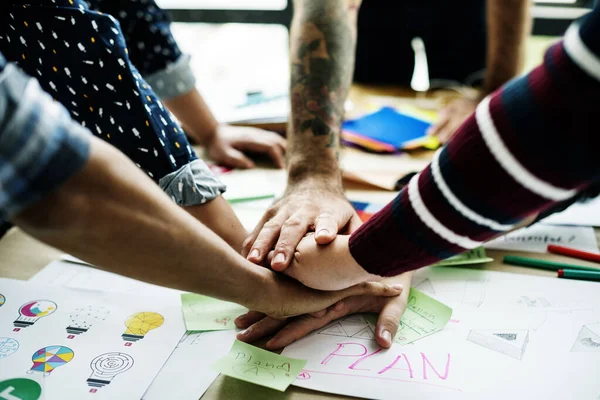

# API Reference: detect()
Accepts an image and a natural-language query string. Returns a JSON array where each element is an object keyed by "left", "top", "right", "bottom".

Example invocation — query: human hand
[
  {"left": 242, "top": 180, "right": 362, "bottom": 270},
  {"left": 267, "top": 234, "right": 376, "bottom": 291},
  {"left": 206, "top": 125, "right": 286, "bottom": 169},
  {"left": 426, "top": 96, "right": 480, "bottom": 143},
  {"left": 250, "top": 269, "right": 403, "bottom": 321},
  {"left": 236, "top": 274, "right": 411, "bottom": 350}
]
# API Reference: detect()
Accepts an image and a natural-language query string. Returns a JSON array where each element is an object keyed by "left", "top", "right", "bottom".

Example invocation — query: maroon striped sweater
[{"left": 349, "top": 7, "right": 600, "bottom": 277}]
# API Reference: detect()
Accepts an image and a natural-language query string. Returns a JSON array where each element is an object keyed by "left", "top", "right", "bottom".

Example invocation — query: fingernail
[
  {"left": 381, "top": 330, "right": 392, "bottom": 345},
  {"left": 391, "top": 284, "right": 404, "bottom": 291},
  {"left": 273, "top": 253, "right": 285, "bottom": 264},
  {"left": 266, "top": 339, "right": 277, "bottom": 349},
  {"left": 238, "top": 329, "right": 248, "bottom": 336},
  {"left": 249, "top": 249, "right": 260, "bottom": 259},
  {"left": 316, "top": 229, "right": 329, "bottom": 238}
]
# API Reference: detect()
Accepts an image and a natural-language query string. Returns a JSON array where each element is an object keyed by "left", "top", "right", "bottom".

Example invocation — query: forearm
[
  {"left": 288, "top": 0, "right": 361, "bottom": 184},
  {"left": 350, "top": 10, "right": 600, "bottom": 276},
  {"left": 13, "top": 137, "right": 265, "bottom": 305},
  {"left": 484, "top": 0, "right": 531, "bottom": 93},
  {"left": 163, "top": 89, "right": 220, "bottom": 145}
]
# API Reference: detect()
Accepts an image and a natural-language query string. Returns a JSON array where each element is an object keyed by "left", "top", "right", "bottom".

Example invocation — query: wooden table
[{"left": 1, "top": 84, "right": 599, "bottom": 399}]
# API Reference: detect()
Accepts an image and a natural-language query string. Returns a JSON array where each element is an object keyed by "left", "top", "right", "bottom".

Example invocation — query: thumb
[
  {"left": 223, "top": 148, "right": 255, "bottom": 169},
  {"left": 375, "top": 295, "right": 408, "bottom": 349}
]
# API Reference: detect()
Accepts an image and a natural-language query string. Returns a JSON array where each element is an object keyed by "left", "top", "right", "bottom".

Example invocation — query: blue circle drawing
[{"left": 0, "top": 337, "right": 19, "bottom": 359}]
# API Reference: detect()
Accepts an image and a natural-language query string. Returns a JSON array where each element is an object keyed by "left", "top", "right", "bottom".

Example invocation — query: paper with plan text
[
  {"left": 181, "top": 293, "right": 248, "bottom": 331},
  {"left": 213, "top": 340, "right": 306, "bottom": 391}
]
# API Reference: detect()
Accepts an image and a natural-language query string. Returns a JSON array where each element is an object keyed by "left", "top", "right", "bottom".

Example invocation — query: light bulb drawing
[
  {"left": 0, "top": 293, "right": 5, "bottom": 307},
  {"left": 14, "top": 300, "right": 57, "bottom": 328},
  {"left": 0, "top": 337, "right": 19, "bottom": 359},
  {"left": 66, "top": 305, "right": 110, "bottom": 335},
  {"left": 27, "top": 345, "right": 74, "bottom": 376},
  {"left": 121, "top": 312, "right": 164, "bottom": 342},
  {"left": 87, "top": 352, "right": 134, "bottom": 388}
]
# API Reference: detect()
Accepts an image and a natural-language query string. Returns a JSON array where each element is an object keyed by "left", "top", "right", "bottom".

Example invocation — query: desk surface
[{"left": 1, "top": 84, "right": 599, "bottom": 399}]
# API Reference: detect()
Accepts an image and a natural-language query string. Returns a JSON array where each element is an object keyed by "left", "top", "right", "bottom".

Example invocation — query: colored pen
[
  {"left": 547, "top": 245, "right": 600, "bottom": 264},
  {"left": 558, "top": 269, "right": 600, "bottom": 282},
  {"left": 503, "top": 255, "right": 600, "bottom": 272}
]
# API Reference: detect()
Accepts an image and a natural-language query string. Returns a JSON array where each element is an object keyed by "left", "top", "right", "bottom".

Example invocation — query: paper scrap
[
  {"left": 181, "top": 293, "right": 248, "bottom": 331},
  {"left": 212, "top": 340, "right": 306, "bottom": 391},
  {"left": 542, "top": 197, "right": 600, "bottom": 227},
  {"left": 430, "top": 247, "right": 493, "bottom": 267},
  {"left": 485, "top": 224, "right": 599, "bottom": 254},
  {"left": 367, "top": 288, "right": 452, "bottom": 345}
]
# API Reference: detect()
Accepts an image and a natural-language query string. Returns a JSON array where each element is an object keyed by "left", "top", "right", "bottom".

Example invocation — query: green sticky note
[
  {"left": 181, "top": 293, "right": 248, "bottom": 331},
  {"left": 430, "top": 247, "right": 493, "bottom": 267},
  {"left": 213, "top": 340, "right": 307, "bottom": 391},
  {"left": 365, "top": 288, "right": 452, "bottom": 345}
]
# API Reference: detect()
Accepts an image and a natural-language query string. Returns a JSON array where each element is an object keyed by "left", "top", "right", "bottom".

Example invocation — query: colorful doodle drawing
[
  {"left": 14, "top": 300, "right": 57, "bottom": 328},
  {"left": 66, "top": 305, "right": 110, "bottom": 335},
  {"left": 0, "top": 294, "right": 5, "bottom": 307},
  {"left": 122, "top": 312, "right": 164, "bottom": 342},
  {"left": 27, "top": 345, "right": 74, "bottom": 375},
  {"left": 0, "top": 337, "right": 19, "bottom": 359},
  {"left": 87, "top": 352, "right": 134, "bottom": 388}
]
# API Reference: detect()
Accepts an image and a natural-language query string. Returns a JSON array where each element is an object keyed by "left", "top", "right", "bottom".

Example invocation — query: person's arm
[
  {"left": 94, "top": 0, "right": 286, "bottom": 169},
  {"left": 243, "top": 0, "right": 363, "bottom": 268},
  {"left": 273, "top": 6, "right": 600, "bottom": 287},
  {"left": 0, "top": 57, "right": 401, "bottom": 316},
  {"left": 484, "top": 0, "right": 531, "bottom": 93},
  {"left": 427, "top": 0, "right": 531, "bottom": 143}
]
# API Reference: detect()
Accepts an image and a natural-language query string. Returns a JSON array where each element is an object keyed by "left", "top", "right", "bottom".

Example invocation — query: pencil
[
  {"left": 558, "top": 268, "right": 600, "bottom": 282},
  {"left": 503, "top": 255, "right": 600, "bottom": 272},
  {"left": 547, "top": 245, "right": 600, "bottom": 264}
]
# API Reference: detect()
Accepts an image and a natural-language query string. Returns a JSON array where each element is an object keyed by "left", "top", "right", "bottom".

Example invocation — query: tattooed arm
[{"left": 242, "top": 0, "right": 363, "bottom": 271}]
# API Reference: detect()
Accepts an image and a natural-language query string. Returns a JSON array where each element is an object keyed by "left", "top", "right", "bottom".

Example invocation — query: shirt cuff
[
  {"left": 158, "top": 159, "right": 226, "bottom": 206},
  {"left": 143, "top": 54, "right": 196, "bottom": 100}
]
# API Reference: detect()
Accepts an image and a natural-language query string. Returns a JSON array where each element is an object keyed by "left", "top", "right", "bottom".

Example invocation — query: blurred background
[{"left": 155, "top": 0, "right": 595, "bottom": 121}]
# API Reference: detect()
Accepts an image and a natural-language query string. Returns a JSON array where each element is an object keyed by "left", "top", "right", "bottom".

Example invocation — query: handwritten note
[
  {"left": 181, "top": 293, "right": 248, "bottom": 331},
  {"left": 485, "top": 224, "right": 599, "bottom": 254},
  {"left": 430, "top": 247, "right": 493, "bottom": 267},
  {"left": 212, "top": 340, "right": 307, "bottom": 391},
  {"left": 367, "top": 288, "right": 452, "bottom": 345}
]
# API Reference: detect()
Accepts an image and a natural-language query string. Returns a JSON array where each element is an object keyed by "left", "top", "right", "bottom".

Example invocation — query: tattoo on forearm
[{"left": 290, "top": 1, "right": 356, "bottom": 150}]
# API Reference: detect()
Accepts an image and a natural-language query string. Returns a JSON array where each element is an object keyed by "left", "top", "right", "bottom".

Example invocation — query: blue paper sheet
[{"left": 342, "top": 107, "right": 431, "bottom": 148}]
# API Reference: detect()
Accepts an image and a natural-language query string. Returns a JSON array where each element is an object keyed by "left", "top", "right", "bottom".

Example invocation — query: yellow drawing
[{"left": 121, "top": 312, "right": 164, "bottom": 342}]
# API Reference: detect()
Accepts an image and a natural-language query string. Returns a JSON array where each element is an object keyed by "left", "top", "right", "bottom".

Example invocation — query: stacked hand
[{"left": 236, "top": 274, "right": 411, "bottom": 349}]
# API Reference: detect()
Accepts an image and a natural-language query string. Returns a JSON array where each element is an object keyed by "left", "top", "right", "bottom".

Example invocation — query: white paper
[
  {"left": 143, "top": 330, "right": 237, "bottom": 400},
  {"left": 283, "top": 267, "right": 600, "bottom": 399},
  {"left": 0, "top": 278, "right": 184, "bottom": 399},
  {"left": 30, "top": 261, "right": 181, "bottom": 301},
  {"left": 485, "top": 223, "right": 599, "bottom": 254},
  {"left": 29, "top": 262, "right": 233, "bottom": 400},
  {"left": 542, "top": 197, "right": 600, "bottom": 227}
]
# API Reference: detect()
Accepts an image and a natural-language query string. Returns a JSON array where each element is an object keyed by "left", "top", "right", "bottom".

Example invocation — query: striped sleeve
[
  {"left": 349, "top": 7, "right": 600, "bottom": 277},
  {"left": 0, "top": 57, "right": 90, "bottom": 220}
]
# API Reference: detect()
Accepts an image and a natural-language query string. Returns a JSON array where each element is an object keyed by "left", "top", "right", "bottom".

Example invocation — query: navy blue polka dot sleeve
[{"left": 0, "top": 1, "right": 225, "bottom": 206}]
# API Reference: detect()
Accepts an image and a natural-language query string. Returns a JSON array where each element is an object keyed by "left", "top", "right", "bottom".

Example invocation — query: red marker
[{"left": 547, "top": 245, "right": 600, "bottom": 264}]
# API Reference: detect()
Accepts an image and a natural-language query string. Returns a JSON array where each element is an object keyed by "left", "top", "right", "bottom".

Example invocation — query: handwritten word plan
[
  {"left": 213, "top": 340, "right": 306, "bottom": 391},
  {"left": 0, "top": 278, "right": 184, "bottom": 399}
]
